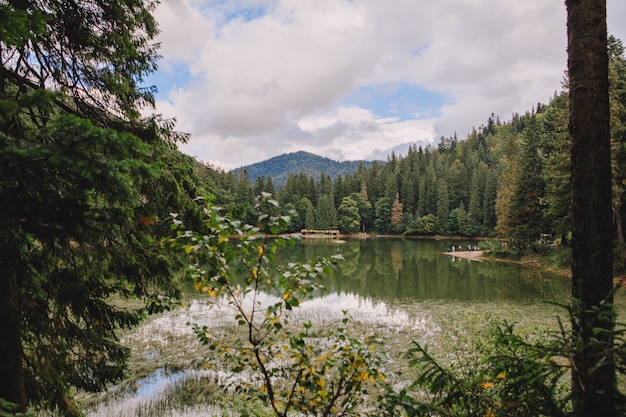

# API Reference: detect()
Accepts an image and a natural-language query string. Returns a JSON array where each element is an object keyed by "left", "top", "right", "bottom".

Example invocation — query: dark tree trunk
[
  {"left": 567, "top": 1, "right": 616, "bottom": 416},
  {"left": 0, "top": 275, "right": 26, "bottom": 412}
]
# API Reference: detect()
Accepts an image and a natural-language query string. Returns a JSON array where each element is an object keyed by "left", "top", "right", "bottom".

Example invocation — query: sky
[{"left": 146, "top": 0, "right": 626, "bottom": 171}]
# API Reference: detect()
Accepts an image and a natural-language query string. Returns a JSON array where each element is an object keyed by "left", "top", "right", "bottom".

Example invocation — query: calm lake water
[
  {"left": 86, "top": 238, "right": 602, "bottom": 417},
  {"left": 283, "top": 237, "right": 570, "bottom": 304}
]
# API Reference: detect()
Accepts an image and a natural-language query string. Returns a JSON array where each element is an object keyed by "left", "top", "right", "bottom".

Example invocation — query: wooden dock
[{"left": 300, "top": 229, "right": 341, "bottom": 238}]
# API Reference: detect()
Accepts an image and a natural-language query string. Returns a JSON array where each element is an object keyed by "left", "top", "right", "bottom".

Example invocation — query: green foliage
[
  {"left": 234, "top": 151, "right": 376, "bottom": 188},
  {"left": 338, "top": 196, "right": 361, "bottom": 233},
  {"left": 0, "top": 1, "right": 205, "bottom": 413},
  {"left": 316, "top": 194, "right": 338, "bottom": 230},
  {"left": 405, "top": 214, "right": 437, "bottom": 235},
  {"left": 374, "top": 197, "right": 393, "bottom": 233},
  {"left": 0, "top": 398, "right": 33, "bottom": 417},
  {"left": 384, "top": 297, "right": 626, "bottom": 417},
  {"left": 171, "top": 195, "right": 388, "bottom": 416}
]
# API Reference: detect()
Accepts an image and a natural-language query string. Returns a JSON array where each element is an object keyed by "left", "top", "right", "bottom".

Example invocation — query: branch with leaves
[{"left": 171, "top": 194, "right": 388, "bottom": 416}]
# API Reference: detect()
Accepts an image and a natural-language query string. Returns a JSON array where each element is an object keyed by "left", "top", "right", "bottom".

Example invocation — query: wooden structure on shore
[{"left": 300, "top": 229, "right": 340, "bottom": 238}]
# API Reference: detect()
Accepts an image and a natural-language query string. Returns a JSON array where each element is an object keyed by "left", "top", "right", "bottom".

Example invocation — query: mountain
[{"left": 231, "top": 151, "right": 377, "bottom": 187}]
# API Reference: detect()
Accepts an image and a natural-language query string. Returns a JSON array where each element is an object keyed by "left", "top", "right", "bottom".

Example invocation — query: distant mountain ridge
[{"left": 231, "top": 151, "right": 377, "bottom": 187}]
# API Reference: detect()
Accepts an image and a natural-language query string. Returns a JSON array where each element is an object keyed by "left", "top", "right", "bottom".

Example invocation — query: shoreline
[{"left": 445, "top": 250, "right": 485, "bottom": 261}]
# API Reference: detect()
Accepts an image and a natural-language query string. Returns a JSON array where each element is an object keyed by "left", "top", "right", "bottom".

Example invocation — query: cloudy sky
[{"left": 146, "top": 0, "right": 626, "bottom": 171}]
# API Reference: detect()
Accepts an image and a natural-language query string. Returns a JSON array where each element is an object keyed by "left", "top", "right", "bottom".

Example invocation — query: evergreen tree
[
  {"left": 457, "top": 202, "right": 469, "bottom": 236},
  {"left": 315, "top": 194, "right": 337, "bottom": 229},
  {"left": 416, "top": 176, "right": 427, "bottom": 218},
  {"left": 509, "top": 115, "right": 547, "bottom": 246},
  {"left": 0, "top": 1, "right": 192, "bottom": 413},
  {"left": 609, "top": 35, "right": 626, "bottom": 252},
  {"left": 317, "top": 172, "right": 334, "bottom": 198},
  {"left": 435, "top": 178, "right": 450, "bottom": 233},
  {"left": 482, "top": 169, "right": 499, "bottom": 232},
  {"left": 337, "top": 196, "right": 361, "bottom": 233},
  {"left": 300, "top": 197, "right": 316, "bottom": 230},
  {"left": 423, "top": 162, "right": 438, "bottom": 216},
  {"left": 253, "top": 176, "right": 267, "bottom": 197},
  {"left": 495, "top": 131, "right": 519, "bottom": 237},
  {"left": 466, "top": 163, "right": 485, "bottom": 235},
  {"left": 283, "top": 202, "right": 302, "bottom": 232},
  {"left": 350, "top": 192, "right": 373, "bottom": 233},
  {"left": 542, "top": 92, "right": 571, "bottom": 244},
  {"left": 374, "top": 197, "right": 393, "bottom": 233}
]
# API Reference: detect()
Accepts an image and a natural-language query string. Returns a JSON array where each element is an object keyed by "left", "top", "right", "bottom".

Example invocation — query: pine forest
[{"left": 205, "top": 36, "right": 626, "bottom": 258}]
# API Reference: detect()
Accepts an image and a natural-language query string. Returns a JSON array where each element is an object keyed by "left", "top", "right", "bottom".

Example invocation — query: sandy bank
[{"left": 446, "top": 250, "right": 485, "bottom": 261}]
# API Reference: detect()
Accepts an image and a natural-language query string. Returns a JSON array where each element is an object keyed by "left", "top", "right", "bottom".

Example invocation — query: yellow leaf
[
  {"left": 480, "top": 382, "right": 494, "bottom": 389},
  {"left": 317, "top": 378, "right": 325, "bottom": 388},
  {"left": 282, "top": 291, "right": 291, "bottom": 300},
  {"left": 184, "top": 244, "right": 194, "bottom": 254},
  {"left": 317, "top": 389, "right": 328, "bottom": 399},
  {"left": 258, "top": 245, "right": 264, "bottom": 256},
  {"left": 496, "top": 371, "right": 507, "bottom": 379}
]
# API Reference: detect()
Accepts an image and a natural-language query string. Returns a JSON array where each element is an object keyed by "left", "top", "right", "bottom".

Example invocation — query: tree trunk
[
  {"left": 567, "top": 1, "right": 616, "bottom": 416},
  {"left": 0, "top": 274, "right": 26, "bottom": 412}
]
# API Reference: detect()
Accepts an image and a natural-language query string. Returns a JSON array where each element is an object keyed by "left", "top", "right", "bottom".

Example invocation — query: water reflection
[
  {"left": 279, "top": 238, "right": 570, "bottom": 304},
  {"left": 87, "top": 239, "right": 575, "bottom": 416}
]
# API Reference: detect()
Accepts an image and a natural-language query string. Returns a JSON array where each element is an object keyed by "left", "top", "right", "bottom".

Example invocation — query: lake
[{"left": 84, "top": 238, "right": 590, "bottom": 417}]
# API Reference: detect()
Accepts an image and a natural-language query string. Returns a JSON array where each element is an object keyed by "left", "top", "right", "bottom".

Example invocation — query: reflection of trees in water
[
  {"left": 389, "top": 241, "right": 404, "bottom": 278},
  {"left": 274, "top": 239, "right": 569, "bottom": 303}
]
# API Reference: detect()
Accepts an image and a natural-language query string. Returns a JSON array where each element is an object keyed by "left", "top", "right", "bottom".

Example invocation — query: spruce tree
[
  {"left": 0, "top": 1, "right": 193, "bottom": 413},
  {"left": 509, "top": 115, "right": 546, "bottom": 247}
]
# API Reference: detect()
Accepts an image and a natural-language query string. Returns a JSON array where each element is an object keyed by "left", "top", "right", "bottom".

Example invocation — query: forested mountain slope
[
  {"left": 231, "top": 151, "right": 377, "bottom": 187},
  {"left": 210, "top": 36, "right": 626, "bottom": 253}
]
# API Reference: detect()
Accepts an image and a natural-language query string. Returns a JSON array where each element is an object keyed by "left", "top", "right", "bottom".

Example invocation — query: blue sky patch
[
  {"left": 343, "top": 82, "right": 451, "bottom": 121},
  {"left": 143, "top": 62, "right": 195, "bottom": 102}
]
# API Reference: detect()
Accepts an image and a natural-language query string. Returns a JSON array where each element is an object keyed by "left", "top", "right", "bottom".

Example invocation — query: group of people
[{"left": 447, "top": 245, "right": 480, "bottom": 253}]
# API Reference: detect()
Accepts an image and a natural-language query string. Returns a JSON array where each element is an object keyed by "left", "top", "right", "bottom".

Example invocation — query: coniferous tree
[
  {"left": 0, "top": 1, "right": 193, "bottom": 413},
  {"left": 300, "top": 197, "right": 316, "bottom": 230},
  {"left": 495, "top": 131, "right": 520, "bottom": 237},
  {"left": 542, "top": 92, "right": 571, "bottom": 244},
  {"left": 609, "top": 36, "right": 626, "bottom": 252},
  {"left": 374, "top": 197, "right": 393, "bottom": 233},
  {"left": 435, "top": 178, "right": 450, "bottom": 233},
  {"left": 466, "top": 168, "right": 483, "bottom": 236},
  {"left": 315, "top": 194, "right": 337, "bottom": 229},
  {"left": 416, "top": 176, "right": 427, "bottom": 218},
  {"left": 423, "top": 162, "right": 438, "bottom": 216},
  {"left": 482, "top": 169, "right": 499, "bottom": 232},
  {"left": 350, "top": 192, "right": 373, "bottom": 233},
  {"left": 457, "top": 202, "right": 468, "bottom": 235},
  {"left": 509, "top": 115, "right": 546, "bottom": 247}
]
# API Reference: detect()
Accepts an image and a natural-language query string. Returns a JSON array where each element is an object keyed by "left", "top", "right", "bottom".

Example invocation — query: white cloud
[{"left": 152, "top": 0, "right": 625, "bottom": 171}]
